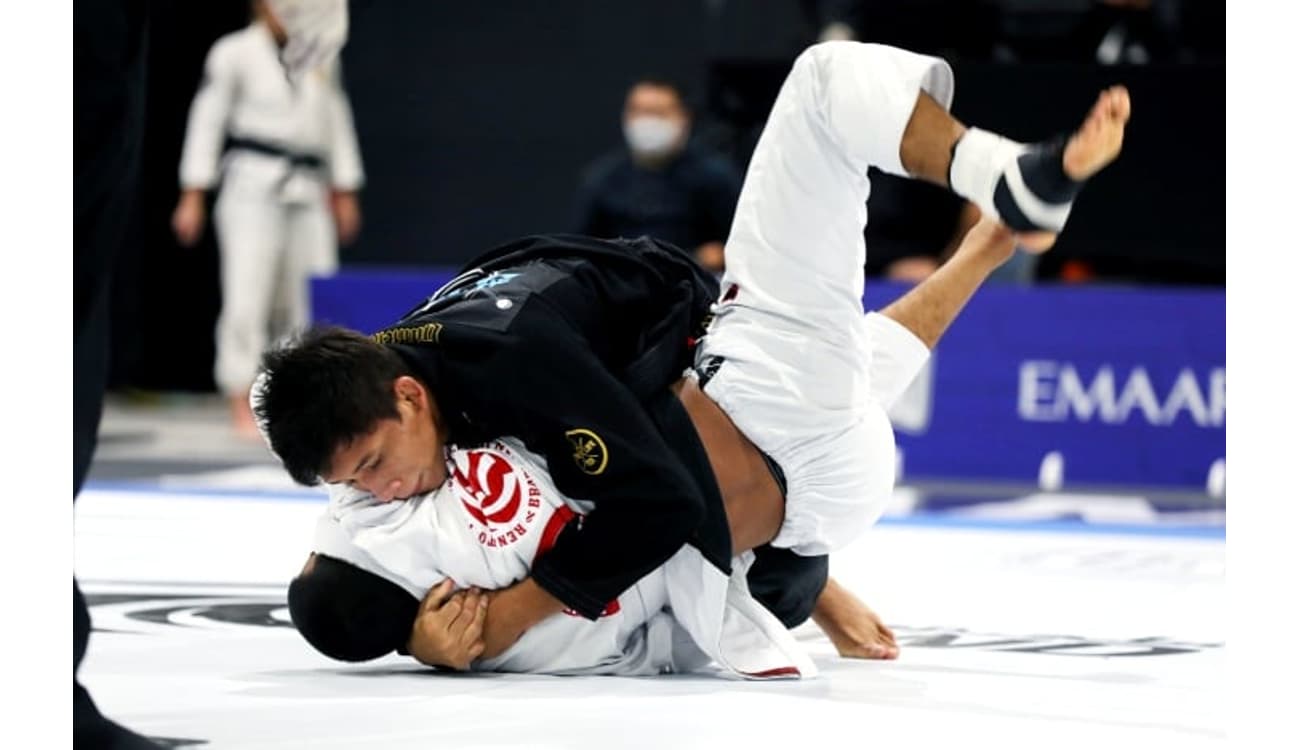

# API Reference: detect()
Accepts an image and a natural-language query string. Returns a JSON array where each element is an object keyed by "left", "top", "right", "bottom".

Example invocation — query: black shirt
[{"left": 574, "top": 144, "right": 742, "bottom": 252}]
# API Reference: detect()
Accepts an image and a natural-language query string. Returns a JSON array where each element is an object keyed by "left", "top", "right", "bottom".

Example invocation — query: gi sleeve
[
  {"left": 178, "top": 37, "right": 238, "bottom": 190},
  {"left": 325, "top": 61, "right": 365, "bottom": 191},
  {"left": 504, "top": 315, "right": 707, "bottom": 619}
]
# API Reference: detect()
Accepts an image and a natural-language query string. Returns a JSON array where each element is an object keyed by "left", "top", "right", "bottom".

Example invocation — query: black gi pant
[{"left": 74, "top": 1, "right": 156, "bottom": 747}]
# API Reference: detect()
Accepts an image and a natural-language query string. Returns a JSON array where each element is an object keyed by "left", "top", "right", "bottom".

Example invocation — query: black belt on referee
[{"left": 224, "top": 135, "right": 325, "bottom": 170}]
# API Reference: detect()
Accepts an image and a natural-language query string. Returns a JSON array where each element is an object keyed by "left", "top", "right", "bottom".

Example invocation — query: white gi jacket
[
  {"left": 178, "top": 21, "right": 364, "bottom": 202},
  {"left": 313, "top": 438, "right": 817, "bottom": 680}
]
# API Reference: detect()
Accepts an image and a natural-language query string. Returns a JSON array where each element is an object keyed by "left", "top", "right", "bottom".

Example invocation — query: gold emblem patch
[{"left": 565, "top": 429, "right": 608, "bottom": 476}]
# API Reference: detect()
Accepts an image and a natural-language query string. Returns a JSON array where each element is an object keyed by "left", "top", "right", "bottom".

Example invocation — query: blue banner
[
  {"left": 867, "top": 282, "right": 1224, "bottom": 490},
  {"left": 314, "top": 272, "right": 1225, "bottom": 491}
]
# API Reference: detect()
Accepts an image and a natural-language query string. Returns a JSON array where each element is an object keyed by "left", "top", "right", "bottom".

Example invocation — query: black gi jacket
[{"left": 375, "top": 234, "right": 731, "bottom": 619}]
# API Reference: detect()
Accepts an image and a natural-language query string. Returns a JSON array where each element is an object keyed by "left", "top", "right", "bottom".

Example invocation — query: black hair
[
  {"left": 287, "top": 554, "right": 421, "bottom": 663},
  {"left": 255, "top": 325, "right": 412, "bottom": 486},
  {"left": 629, "top": 75, "right": 693, "bottom": 114}
]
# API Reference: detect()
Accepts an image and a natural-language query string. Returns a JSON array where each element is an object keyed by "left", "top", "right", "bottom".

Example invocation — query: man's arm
[
  {"left": 325, "top": 61, "right": 364, "bottom": 245},
  {"left": 477, "top": 578, "right": 565, "bottom": 659},
  {"left": 512, "top": 336, "right": 707, "bottom": 617},
  {"left": 436, "top": 315, "right": 712, "bottom": 658},
  {"left": 173, "top": 39, "right": 237, "bottom": 247}
]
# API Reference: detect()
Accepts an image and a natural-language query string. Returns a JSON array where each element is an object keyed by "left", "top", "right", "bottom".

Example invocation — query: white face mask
[
  {"left": 624, "top": 116, "right": 683, "bottom": 158},
  {"left": 266, "top": 0, "right": 349, "bottom": 78}
]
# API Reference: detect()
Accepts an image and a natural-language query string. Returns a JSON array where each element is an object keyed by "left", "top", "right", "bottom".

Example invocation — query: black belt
[
  {"left": 224, "top": 135, "right": 324, "bottom": 170},
  {"left": 695, "top": 355, "right": 788, "bottom": 498}
]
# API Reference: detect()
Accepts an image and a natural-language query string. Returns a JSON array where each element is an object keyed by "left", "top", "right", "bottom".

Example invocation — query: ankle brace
[{"left": 950, "top": 128, "right": 1084, "bottom": 233}]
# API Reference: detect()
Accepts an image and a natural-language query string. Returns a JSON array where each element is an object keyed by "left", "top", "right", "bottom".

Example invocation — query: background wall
[{"left": 109, "top": 0, "right": 1224, "bottom": 392}]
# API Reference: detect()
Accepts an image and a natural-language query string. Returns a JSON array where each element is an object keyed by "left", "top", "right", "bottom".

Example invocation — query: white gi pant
[
  {"left": 212, "top": 168, "right": 337, "bottom": 396},
  {"left": 695, "top": 42, "right": 954, "bottom": 555}
]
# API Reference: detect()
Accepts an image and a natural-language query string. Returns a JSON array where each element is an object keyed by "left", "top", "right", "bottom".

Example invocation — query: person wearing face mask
[{"left": 573, "top": 78, "right": 743, "bottom": 274}]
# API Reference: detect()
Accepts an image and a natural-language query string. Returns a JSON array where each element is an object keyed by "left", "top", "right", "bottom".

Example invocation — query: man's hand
[
  {"left": 331, "top": 190, "right": 361, "bottom": 245},
  {"left": 406, "top": 579, "right": 487, "bottom": 670},
  {"left": 172, "top": 189, "right": 207, "bottom": 247},
  {"left": 693, "top": 241, "right": 726, "bottom": 273},
  {"left": 479, "top": 577, "right": 566, "bottom": 660}
]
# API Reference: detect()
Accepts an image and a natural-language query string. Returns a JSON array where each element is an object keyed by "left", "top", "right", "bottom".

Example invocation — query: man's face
[
  {"left": 320, "top": 377, "right": 448, "bottom": 502},
  {"left": 624, "top": 83, "right": 687, "bottom": 124},
  {"left": 622, "top": 83, "right": 689, "bottom": 157}
]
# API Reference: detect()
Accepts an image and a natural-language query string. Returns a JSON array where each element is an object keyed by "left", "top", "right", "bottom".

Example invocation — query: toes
[
  {"left": 869, "top": 643, "right": 900, "bottom": 660},
  {"left": 1104, "top": 86, "right": 1131, "bottom": 123},
  {"left": 1092, "top": 86, "right": 1131, "bottom": 126}
]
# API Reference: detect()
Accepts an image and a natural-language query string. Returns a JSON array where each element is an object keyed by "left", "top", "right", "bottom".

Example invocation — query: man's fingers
[
  {"left": 460, "top": 594, "right": 489, "bottom": 646},
  {"left": 449, "top": 589, "right": 482, "bottom": 632},
  {"left": 419, "top": 579, "right": 456, "bottom": 614}
]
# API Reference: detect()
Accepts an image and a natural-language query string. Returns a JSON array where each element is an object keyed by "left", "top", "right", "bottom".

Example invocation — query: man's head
[
  {"left": 255, "top": 326, "right": 449, "bottom": 501},
  {"left": 258, "top": 0, "right": 350, "bottom": 76},
  {"left": 622, "top": 78, "right": 691, "bottom": 162},
  {"left": 288, "top": 553, "right": 419, "bottom": 662}
]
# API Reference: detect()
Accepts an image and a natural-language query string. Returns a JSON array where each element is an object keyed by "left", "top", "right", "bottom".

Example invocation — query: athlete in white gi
[
  {"left": 314, "top": 437, "right": 815, "bottom": 678},
  {"left": 173, "top": 0, "right": 364, "bottom": 436}
]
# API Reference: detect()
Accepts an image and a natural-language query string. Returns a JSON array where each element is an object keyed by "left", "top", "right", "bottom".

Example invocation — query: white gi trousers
[
  {"left": 212, "top": 181, "right": 337, "bottom": 396},
  {"left": 695, "top": 42, "right": 953, "bottom": 555}
]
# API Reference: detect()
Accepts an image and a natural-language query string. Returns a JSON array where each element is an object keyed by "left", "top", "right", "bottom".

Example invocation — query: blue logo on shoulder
[{"left": 469, "top": 272, "right": 520, "bottom": 294}]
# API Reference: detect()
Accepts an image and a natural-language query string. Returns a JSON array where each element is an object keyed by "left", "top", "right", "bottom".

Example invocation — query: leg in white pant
[
  {"left": 271, "top": 199, "right": 338, "bottom": 343},
  {"left": 213, "top": 191, "right": 287, "bottom": 397},
  {"left": 717, "top": 42, "right": 954, "bottom": 332},
  {"left": 699, "top": 42, "right": 952, "bottom": 554}
]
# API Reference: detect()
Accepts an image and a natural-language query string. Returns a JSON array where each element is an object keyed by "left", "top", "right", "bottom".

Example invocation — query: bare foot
[
  {"left": 810, "top": 577, "right": 899, "bottom": 660},
  {"left": 230, "top": 392, "right": 262, "bottom": 441},
  {"left": 1063, "top": 85, "right": 1131, "bottom": 181},
  {"left": 1018, "top": 86, "right": 1131, "bottom": 253}
]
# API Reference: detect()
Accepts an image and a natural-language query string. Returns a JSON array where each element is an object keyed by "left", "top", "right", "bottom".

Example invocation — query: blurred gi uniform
[{"left": 177, "top": 18, "right": 364, "bottom": 398}]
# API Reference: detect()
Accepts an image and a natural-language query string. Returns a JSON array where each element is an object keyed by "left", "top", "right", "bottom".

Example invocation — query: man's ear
[{"left": 393, "top": 375, "right": 426, "bottom": 411}]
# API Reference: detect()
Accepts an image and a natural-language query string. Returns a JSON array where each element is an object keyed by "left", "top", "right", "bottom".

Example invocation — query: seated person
[{"left": 574, "top": 77, "right": 742, "bottom": 274}]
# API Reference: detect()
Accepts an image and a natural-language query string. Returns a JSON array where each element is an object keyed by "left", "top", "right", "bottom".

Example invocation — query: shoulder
[
  {"left": 579, "top": 150, "right": 630, "bottom": 188},
  {"left": 205, "top": 27, "right": 255, "bottom": 70},
  {"left": 212, "top": 26, "right": 256, "bottom": 55},
  {"left": 682, "top": 146, "right": 741, "bottom": 186}
]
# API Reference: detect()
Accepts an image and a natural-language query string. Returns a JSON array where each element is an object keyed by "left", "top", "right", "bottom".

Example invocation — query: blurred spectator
[
  {"left": 800, "top": 0, "right": 1002, "bottom": 61},
  {"left": 993, "top": 0, "right": 1221, "bottom": 64},
  {"left": 800, "top": 1, "right": 1221, "bottom": 66},
  {"left": 172, "top": 0, "right": 364, "bottom": 437},
  {"left": 574, "top": 77, "right": 742, "bottom": 274}
]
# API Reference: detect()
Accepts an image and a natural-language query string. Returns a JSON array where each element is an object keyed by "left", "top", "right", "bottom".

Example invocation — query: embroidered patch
[{"left": 564, "top": 429, "right": 608, "bottom": 476}]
